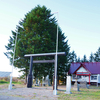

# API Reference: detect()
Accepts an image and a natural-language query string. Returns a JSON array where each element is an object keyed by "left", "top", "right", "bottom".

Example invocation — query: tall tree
[
  {"left": 4, "top": 5, "right": 70, "bottom": 84},
  {"left": 70, "top": 51, "right": 77, "bottom": 63},
  {"left": 81, "top": 55, "right": 88, "bottom": 62},
  {"left": 57, "top": 30, "right": 70, "bottom": 84},
  {"left": 94, "top": 47, "right": 100, "bottom": 62},
  {"left": 89, "top": 52, "right": 94, "bottom": 62},
  {"left": 77, "top": 57, "right": 81, "bottom": 62}
]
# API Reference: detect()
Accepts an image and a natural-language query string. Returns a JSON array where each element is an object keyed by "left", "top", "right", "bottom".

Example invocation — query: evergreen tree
[
  {"left": 77, "top": 57, "right": 81, "bottom": 62},
  {"left": 94, "top": 47, "right": 100, "bottom": 62},
  {"left": 81, "top": 55, "right": 88, "bottom": 62},
  {"left": 89, "top": 52, "right": 94, "bottom": 62},
  {"left": 70, "top": 51, "right": 77, "bottom": 63},
  {"left": 4, "top": 5, "right": 70, "bottom": 84}
]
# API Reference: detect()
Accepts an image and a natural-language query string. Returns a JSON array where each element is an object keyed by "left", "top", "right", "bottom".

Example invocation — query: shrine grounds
[{"left": 0, "top": 83, "right": 100, "bottom": 100}]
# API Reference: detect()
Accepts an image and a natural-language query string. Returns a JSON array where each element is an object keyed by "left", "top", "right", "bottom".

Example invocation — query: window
[
  {"left": 77, "top": 72, "right": 89, "bottom": 75},
  {"left": 91, "top": 76, "right": 97, "bottom": 80},
  {"left": 83, "top": 72, "right": 89, "bottom": 74},
  {"left": 77, "top": 72, "right": 82, "bottom": 74}
]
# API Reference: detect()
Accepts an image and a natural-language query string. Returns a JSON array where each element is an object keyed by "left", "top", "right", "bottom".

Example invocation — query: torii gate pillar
[
  {"left": 27, "top": 56, "right": 33, "bottom": 88},
  {"left": 24, "top": 52, "right": 66, "bottom": 93}
]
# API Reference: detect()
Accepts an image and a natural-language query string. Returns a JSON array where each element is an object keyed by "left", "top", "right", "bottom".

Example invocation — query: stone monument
[
  {"left": 79, "top": 80, "right": 88, "bottom": 89},
  {"left": 34, "top": 79, "right": 39, "bottom": 86},
  {"left": 65, "top": 73, "right": 72, "bottom": 94},
  {"left": 73, "top": 75, "right": 80, "bottom": 91},
  {"left": 42, "top": 75, "right": 51, "bottom": 86}
]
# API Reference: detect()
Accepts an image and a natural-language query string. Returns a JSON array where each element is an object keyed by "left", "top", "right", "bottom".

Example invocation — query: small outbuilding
[{"left": 69, "top": 62, "right": 100, "bottom": 85}]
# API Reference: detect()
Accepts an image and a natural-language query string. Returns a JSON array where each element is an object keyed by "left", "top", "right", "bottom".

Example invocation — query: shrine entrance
[
  {"left": 76, "top": 72, "right": 90, "bottom": 85},
  {"left": 24, "top": 52, "right": 66, "bottom": 95}
]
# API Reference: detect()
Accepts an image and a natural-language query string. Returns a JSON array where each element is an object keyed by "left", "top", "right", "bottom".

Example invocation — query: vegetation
[
  {"left": 0, "top": 77, "right": 24, "bottom": 85},
  {"left": 69, "top": 51, "right": 77, "bottom": 63},
  {"left": 89, "top": 53, "right": 94, "bottom": 62},
  {"left": 69, "top": 47, "right": 100, "bottom": 63},
  {"left": 0, "top": 83, "right": 100, "bottom": 100},
  {"left": 4, "top": 4, "right": 100, "bottom": 86},
  {"left": 81, "top": 55, "right": 88, "bottom": 62},
  {"left": 0, "top": 80, "right": 22, "bottom": 85},
  {"left": 0, "top": 80, "right": 9, "bottom": 84},
  {"left": 58, "top": 87, "right": 100, "bottom": 100},
  {"left": 94, "top": 47, "right": 100, "bottom": 62},
  {"left": 4, "top": 5, "right": 70, "bottom": 84}
]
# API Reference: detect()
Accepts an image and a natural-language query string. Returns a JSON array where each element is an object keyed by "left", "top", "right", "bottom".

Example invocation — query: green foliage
[
  {"left": 94, "top": 47, "right": 100, "bottom": 62},
  {"left": 58, "top": 87, "right": 100, "bottom": 100},
  {"left": 0, "top": 80, "right": 9, "bottom": 84},
  {"left": 70, "top": 51, "right": 77, "bottom": 63},
  {"left": 12, "top": 81, "right": 22, "bottom": 84},
  {"left": 77, "top": 57, "right": 81, "bottom": 62},
  {"left": 4, "top": 5, "right": 70, "bottom": 84},
  {"left": 0, "top": 80, "right": 22, "bottom": 85},
  {"left": 81, "top": 55, "right": 88, "bottom": 62},
  {"left": 89, "top": 52, "right": 94, "bottom": 62}
]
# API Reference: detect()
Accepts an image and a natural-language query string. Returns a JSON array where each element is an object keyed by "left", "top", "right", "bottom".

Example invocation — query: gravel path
[{"left": 0, "top": 87, "right": 58, "bottom": 100}]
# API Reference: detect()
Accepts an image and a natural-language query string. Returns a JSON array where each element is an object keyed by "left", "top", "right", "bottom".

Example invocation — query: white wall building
[{"left": 69, "top": 62, "right": 100, "bottom": 85}]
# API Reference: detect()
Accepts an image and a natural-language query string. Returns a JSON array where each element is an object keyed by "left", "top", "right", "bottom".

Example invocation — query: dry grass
[
  {"left": 0, "top": 84, "right": 26, "bottom": 90},
  {"left": 0, "top": 84, "right": 8, "bottom": 89},
  {"left": 0, "top": 77, "right": 25, "bottom": 83}
]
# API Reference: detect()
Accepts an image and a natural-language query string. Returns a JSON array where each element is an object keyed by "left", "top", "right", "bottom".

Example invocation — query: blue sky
[{"left": 0, "top": 0, "right": 100, "bottom": 77}]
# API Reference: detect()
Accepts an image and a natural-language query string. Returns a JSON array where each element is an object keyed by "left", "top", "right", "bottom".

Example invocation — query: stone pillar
[{"left": 65, "top": 76, "right": 72, "bottom": 94}]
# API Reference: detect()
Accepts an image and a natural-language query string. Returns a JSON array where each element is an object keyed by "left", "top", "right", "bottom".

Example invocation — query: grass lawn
[
  {"left": 0, "top": 80, "right": 22, "bottom": 85},
  {"left": 0, "top": 80, "right": 9, "bottom": 84},
  {"left": 0, "top": 81, "right": 100, "bottom": 100},
  {"left": 58, "top": 86, "right": 100, "bottom": 100}
]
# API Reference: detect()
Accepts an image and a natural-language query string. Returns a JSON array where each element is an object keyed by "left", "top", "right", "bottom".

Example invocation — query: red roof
[{"left": 69, "top": 62, "right": 100, "bottom": 74}]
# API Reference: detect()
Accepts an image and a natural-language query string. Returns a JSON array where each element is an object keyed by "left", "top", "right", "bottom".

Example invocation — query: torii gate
[{"left": 24, "top": 52, "right": 66, "bottom": 95}]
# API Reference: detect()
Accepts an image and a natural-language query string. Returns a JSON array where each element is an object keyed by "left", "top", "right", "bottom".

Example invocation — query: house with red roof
[{"left": 69, "top": 62, "right": 100, "bottom": 85}]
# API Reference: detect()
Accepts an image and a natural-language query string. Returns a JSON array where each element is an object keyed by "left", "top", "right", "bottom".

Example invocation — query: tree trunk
[
  {"left": 57, "top": 75, "right": 59, "bottom": 85},
  {"left": 25, "top": 69, "right": 28, "bottom": 84},
  {"left": 25, "top": 74, "right": 27, "bottom": 84},
  {"left": 50, "top": 75, "right": 52, "bottom": 85}
]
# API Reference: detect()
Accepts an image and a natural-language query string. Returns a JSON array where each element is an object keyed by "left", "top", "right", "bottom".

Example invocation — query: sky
[{"left": 0, "top": 0, "right": 100, "bottom": 77}]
